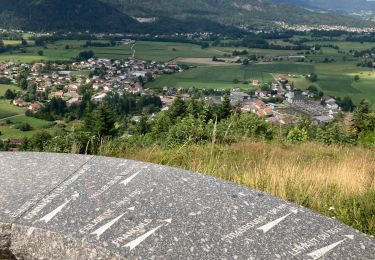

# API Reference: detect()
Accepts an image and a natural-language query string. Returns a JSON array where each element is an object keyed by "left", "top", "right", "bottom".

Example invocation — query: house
[
  {"left": 92, "top": 93, "right": 107, "bottom": 103},
  {"left": 28, "top": 103, "right": 41, "bottom": 112},
  {"left": 13, "top": 98, "right": 26, "bottom": 107},
  {"left": 257, "top": 108, "right": 273, "bottom": 117},
  {"left": 131, "top": 82, "right": 143, "bottom": 94},
  {"left": 66, "top": 97, "right": 81, "bottom": 107},
  {"left": 230, "top": 91, "right": 251, "bottom": 105},
  {"left": 54, "top": 91, "right": 64, "bottom": 99},
  {"left": 321, "top": 96, "right": 336, "bottom": 104},
  {"left": 313, "top": 115, "right": 333, "bottom": 125},
  {"left": 255, "top": 90, "right": 270, "bottom": 98},
  {"left": 252, "top": 80, "right": 260, "bottom": 86},
  {"left": 252, "top": 100, "right": 266, "bottom": 111}
]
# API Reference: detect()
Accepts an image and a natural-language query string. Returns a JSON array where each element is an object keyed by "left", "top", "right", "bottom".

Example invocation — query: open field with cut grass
[
  {"left": 0, "top": 40, "right": 228, "bottom": 63},
  {"left": 101, "top": 141, "right": 375, "bottom": 236},
  {"left": 0, "top": 115, "right": 51, "bottom": 140},
  {"left": 148, "top": 63, "right": 313, "bottom": 89},
  {"left": 0, "top": 84, "right": 20, "bottom": 96},
  {"left": 0, "top": 100, "right": 25, "bottom": 119}
]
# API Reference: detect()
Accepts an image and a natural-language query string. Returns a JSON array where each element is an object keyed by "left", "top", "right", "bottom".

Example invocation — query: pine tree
[
  {"left": 218, "top": 95, "right": 232, "bottom": 120},
  {"left": 169, "top": 95, "right": 186, "bottom": 120}
]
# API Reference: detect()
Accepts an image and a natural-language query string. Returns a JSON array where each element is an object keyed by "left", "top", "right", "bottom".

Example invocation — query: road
[{"left": 0, "top": 114, "right": 23, "bottom": 121}]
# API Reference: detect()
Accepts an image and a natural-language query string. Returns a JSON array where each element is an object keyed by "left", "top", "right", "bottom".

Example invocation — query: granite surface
[{"left": 0, "top": 152, "right": 374, "bottom": 259}]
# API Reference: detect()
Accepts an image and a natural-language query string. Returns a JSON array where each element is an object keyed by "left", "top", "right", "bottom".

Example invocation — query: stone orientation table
[{"left": 0, "top": 153, "right": 374, "bottom": 259}]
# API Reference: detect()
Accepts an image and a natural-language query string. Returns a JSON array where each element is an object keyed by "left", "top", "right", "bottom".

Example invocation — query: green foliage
[
  {"left": 287, "top": 127, "right": 308, "bottom": 143},
  {"left": 15, "top": 122, "right": 32, "bottom": 131},
  {"left": 353, "top": 99, "right": 375, "bottom": 132},
  {"left": 78, "top": 50, "right": 95, "bottom": 61},
  {"left": 358, "top": 131, "right": 375, "bottom": 147},
  {"left": 84, "top": 101, "right": 116, "bottom": 137},
  {"left": 4, "top": 89, "right": 16, "bottom": 100},
  {"left": 316, "top": 123, "right": 356, "bottom": 145}
]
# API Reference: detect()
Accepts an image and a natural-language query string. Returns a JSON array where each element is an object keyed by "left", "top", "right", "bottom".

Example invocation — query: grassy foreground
[{"left": 101, "top": 141, "right": 375, "bottom": 236}]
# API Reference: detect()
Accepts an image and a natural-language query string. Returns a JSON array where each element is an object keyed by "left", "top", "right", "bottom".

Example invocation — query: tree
[
  {"left": 354, "top": 75, "right": 360, "bottom": 82},
  {"left": 4, "top": 89, "right": 16, "bottom": 100},
  {"left": 218, "top": 95, "right": 232, "bottom": 120},
  {"left": 37, "top": 50, "right": 44, "bottom": 56},
  {"left": 307, "top": 73, "right": 318, "bottom": 82},
  {"left": 145, "top": 72, "right": 153, "bottom": 82},
  {"left": 85, "top": 101, "right": 116, "bottom": 137},
  {"left": 78, "top": 50, "right": 94, "bottom": 60},
  {"left": 136, "top": 114, "right": 150, "bottom": 135},
  {"left": 337, "top": 96, "right": 354, "bottom": 112},
  {"left": 16, "top": 123, "right": 32, "bottom": 132},
  {"left": 18, "top": 78, "right": 27, "bottom": 90},
  {"left": 353, "top": 99, "right": 375, "bottom": 132},
  {"left": 168, "top": 95, "right": 186, "bottom": 120}
]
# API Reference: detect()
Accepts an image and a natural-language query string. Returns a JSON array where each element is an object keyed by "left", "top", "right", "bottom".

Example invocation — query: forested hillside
[{"left": 0, "top": 0, "right": 373, "bottom": 33}]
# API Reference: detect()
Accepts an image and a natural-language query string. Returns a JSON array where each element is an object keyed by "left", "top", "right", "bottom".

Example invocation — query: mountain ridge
[{"left": 0, "top": 0, "right": 373, "bottom": 33}]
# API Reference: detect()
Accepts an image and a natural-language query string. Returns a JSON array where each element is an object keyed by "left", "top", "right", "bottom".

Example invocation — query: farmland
[
  {"left": 0, "top": 38, "right": 375, "bottom": 105},
  {"left": 0, "top": 40, "right": 227, "bottom": 63},
  {"left": 0, "top": 115, "right": 51, "bottom": 140},
  {"left": 147, "top": 63, "right": 312, "bottom": 89},
  {"left": 0, "top": 100, "right": 25, "bottom": 119}
]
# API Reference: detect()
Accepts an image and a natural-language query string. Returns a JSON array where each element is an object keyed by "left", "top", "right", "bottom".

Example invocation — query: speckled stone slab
[{"left": 0, "top": 152, "right": 374, "bottom": 259}]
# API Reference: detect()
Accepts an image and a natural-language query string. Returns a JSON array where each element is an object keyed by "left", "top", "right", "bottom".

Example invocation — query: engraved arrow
[
  {"left": 257, "top": 209, "right": 298, "bottom": 233},
  {"left": 307, "top": 235, "right": 354, "bottom": 260},
  {"left": 121, "top": 166, "right": 148, "bottom": 186},
  {"left": 39, "top": 193, "right": 79, "bottom": 223},
  {"left": 91, "top": 206, "right": 135, "bottom": 239},
  {"left": 124, "top": 219, "right": 172, "bottom": 250}
]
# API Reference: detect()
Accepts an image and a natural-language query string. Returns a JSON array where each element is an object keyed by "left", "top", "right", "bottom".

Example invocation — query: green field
[
  {"left": 0, "top": 100, "right": 25, "bottom": 119},
  {"left": 0, "top": 115, "right": 51, "bottom": 140},
  {"left": 0, "top": 40, "right": 228, "bottom": 63},
  {"left": 0, "top": 39, "right": 374, "bottom": 106},
  {"left": 148, "top": 63, "right": 313, "bottom": 89},
  {"left": 0, "top": 84, "right": 20, "bottom": 96}
]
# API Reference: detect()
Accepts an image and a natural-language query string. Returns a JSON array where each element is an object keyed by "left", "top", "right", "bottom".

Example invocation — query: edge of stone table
[{"left": 0, "top": 152, "right": 374, "bottom": 259}]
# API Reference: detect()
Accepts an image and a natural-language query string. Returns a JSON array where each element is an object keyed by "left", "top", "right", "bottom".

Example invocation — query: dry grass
[{"left": 101, "top": 141, "right": 375, "bottom": 235}]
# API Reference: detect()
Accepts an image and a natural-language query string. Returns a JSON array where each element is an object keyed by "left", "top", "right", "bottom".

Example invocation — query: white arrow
[
  {"left": 121, "top": 167, "right": 148, "bottom": 186},
  {"left": 39, "top": 193, "right": 80, "bottom": 223},
  {"left": 91, "top": 213, "right": 125, "bottom": 239},
  {"left": 307, "top": 235, "right": 354, "bottom": 260},
  {"left": 124, "top": 219, "right": 172, "bottom": 250},
  {"left": 257, "top": 210, "right": 298, "bottom": 233}
]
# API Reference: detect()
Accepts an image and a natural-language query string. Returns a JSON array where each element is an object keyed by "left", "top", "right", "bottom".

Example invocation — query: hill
[
  {"left": 105, "top": 0, "right": 375, "bottom": 28},
  {"left": 274, "top": 0, "right": 375, "bottom": 15},
  {"left": 0, "top": 0, "right": 373, "bottom": 33},
  {"left": 0, "top": 0, "right": 141, "bottom": 32}
]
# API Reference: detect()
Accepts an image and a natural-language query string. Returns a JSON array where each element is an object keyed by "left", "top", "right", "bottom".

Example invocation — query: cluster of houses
[
  {"left": 1, "top": 56, "right": 342, "bottom": 129},
  {"left": 0, "top": 58, "right": 184, "bottom": 112},
  {"left": 225, "top": 74, "right": 341, "bottom": 125}
]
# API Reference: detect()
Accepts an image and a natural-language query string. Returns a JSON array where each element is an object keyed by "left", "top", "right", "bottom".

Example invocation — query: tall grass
[{"left": 101, "top": 141, "right": 375, "bottom": 236}]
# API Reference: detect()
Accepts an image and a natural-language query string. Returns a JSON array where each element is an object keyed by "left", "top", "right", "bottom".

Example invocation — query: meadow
[
  {"left": 100, "top": 141, "right": 375, "bottom": 236},
  {"left": 0, "top": 115, "right": 51, "bottom": 140},
  {"left": 148, "top": 63, "right": 313, "bottom": 89},
  {"left": 0, "top": 84, "right": 19, "bottom": 96},
  {"left": 0, "top": 100, "right": 25, "bottom": 119},
  {"left": 0, "top": 40, "right": 227, "bottom": 63}
]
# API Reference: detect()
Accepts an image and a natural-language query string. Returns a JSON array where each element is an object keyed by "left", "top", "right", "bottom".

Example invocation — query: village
[{"left": 0, "top": 56, "right": 341, "bottom": 127}]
